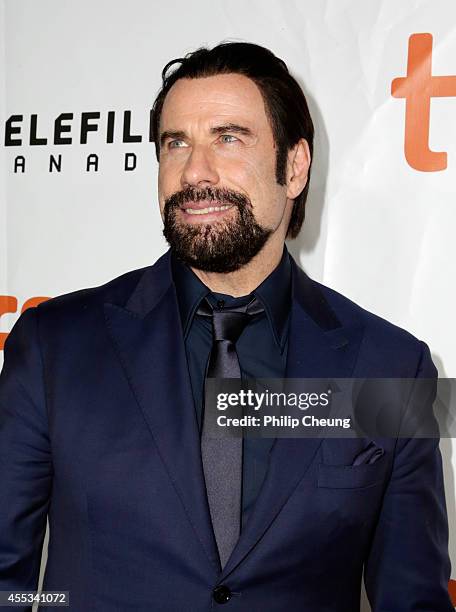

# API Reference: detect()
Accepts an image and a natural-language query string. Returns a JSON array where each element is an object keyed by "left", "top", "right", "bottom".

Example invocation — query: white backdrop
[{"left": 1, "top": 0, "right": 455, "bottom": 604}]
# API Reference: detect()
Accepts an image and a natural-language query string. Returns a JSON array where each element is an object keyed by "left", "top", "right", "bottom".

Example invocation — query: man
[{"left": 0, "top": 42, "right": 452, "bottom": 611}]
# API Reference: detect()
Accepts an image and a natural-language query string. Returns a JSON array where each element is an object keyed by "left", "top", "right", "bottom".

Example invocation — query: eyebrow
[
  {"left": 209, "top": 123, "right": 254, "bottom": 137},
  {"left": 159, "top": 123, "right": 254, "bottom": 148}
]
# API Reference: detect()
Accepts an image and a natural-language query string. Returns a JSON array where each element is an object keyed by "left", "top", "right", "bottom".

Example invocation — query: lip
[
  {"left": 181, "top": 200, "right": 232, "bottom": 210},
  {"left": 179, "top": 201, "right": 236, "bottom": 222}
]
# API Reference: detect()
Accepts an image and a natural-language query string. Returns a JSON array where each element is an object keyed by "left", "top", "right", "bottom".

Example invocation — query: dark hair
[{"left": 151, "top": 42, "right": 314, "bottom": 239}]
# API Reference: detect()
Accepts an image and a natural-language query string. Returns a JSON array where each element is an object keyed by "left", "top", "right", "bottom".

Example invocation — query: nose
[{"left": 180, "top": 145, "right": 220, "bottom": 189}]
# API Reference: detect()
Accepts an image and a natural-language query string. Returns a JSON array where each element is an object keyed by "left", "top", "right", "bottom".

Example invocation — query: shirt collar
[{"left": 171, "top": 245, "right": 291, "bottom": 352}]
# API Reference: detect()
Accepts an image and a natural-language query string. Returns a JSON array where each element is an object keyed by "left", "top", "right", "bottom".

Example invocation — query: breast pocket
[{"left": 317, "top": 458, "right": 390, "bottom": 489}]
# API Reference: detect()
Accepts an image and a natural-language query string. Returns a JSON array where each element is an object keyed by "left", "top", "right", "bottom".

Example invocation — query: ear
[{"left": 285, "top": 138, "right": 311, "bottom": 200}]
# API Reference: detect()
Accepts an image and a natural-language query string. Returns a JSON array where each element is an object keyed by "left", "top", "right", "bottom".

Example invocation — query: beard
[{"left": 162, "top": 186, "right": 272, "bottom": 273}]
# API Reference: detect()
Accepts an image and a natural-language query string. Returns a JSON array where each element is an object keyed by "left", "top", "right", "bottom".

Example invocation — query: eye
[
  {"left": 219, "top": 134, "right": 239, "bottom": 144},
  {"left": 168, "top": 139, "right": 188, "bottom": 149}
]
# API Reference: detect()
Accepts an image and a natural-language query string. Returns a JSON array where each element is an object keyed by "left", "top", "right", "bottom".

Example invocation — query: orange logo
[
  {"left": 449, "top": 579, "right": 456, "bottom": 605},
  {"left": 392, "top": 33, "right": 456, "bottom": 172},
  {"left": 0, "top": 296, "right": 50, "bottom": 350}
]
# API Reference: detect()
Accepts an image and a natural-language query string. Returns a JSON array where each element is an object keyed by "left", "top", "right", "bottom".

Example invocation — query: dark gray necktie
[{"left": 197, "top": 295, "right": 263, "bottom": 568}]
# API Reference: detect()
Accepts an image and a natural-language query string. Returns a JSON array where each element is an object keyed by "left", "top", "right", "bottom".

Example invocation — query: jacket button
[{"left": 213, "top": 585, "right": 232, "bottom": 604}]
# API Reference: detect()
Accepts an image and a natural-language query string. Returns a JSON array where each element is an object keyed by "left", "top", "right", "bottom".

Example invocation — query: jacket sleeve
[
  {"left": 364, "top": 341, "right": 453, "bottom": 610},
  {"left": 0, "top": 306, "right": 52, "bottom": 598}
]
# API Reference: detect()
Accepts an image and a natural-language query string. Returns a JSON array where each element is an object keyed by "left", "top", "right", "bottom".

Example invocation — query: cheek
[
  {"left": 231, "top": 155, "right": 285, "bottom": 225},
  {"left": 223, "top": 149, "right": 276, "bottom": 194},
  {"left": 157, "top": 163, "right": 178, "bottom": 209}
]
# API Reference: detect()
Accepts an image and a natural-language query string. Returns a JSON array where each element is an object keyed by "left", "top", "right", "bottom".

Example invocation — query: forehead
[{"left": 160, "top": 73, "right": 269, "bottom": 131}]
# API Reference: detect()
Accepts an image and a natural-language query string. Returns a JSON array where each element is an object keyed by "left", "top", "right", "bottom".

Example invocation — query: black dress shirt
[{"left": 171, "top": 245, "right": 292, "bottom": 530}]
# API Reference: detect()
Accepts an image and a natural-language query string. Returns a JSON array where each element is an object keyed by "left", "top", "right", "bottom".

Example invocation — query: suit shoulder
[
  {"left": 37, "top": 252, "right": 169, "bottom": 315},
  {"left": 35, "top": 265, "right": 148, "bottom": 318},
  {"left": 313, "top": 279, "right": 429, "bottom": 366},
  {"left": 34, "top": 250, "right": 171, "bottom": 329}
]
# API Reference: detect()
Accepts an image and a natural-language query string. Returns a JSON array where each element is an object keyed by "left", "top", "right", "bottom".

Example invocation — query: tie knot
[{"left": 197, "top": 296, "right": 264, "bottom": 343}]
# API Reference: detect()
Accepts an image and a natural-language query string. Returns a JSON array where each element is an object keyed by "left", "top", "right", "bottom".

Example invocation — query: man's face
[{"left": 157, "top": 73, "right": 291, "bottom": 273}]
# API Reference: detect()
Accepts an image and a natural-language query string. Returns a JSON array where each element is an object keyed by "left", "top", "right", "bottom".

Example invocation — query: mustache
[{"left": 164, "top": 186, "right": 251, "bottom": 210}]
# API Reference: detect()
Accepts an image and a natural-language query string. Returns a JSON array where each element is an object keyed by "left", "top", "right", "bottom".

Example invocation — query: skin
[{"left": 158, "top": 73, "right": 311, "bottom": 297}]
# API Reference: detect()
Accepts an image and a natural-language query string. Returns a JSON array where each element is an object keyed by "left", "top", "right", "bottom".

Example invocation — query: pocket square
[{"left": 351, "top": 441, "right": 384, "bottom": 466}]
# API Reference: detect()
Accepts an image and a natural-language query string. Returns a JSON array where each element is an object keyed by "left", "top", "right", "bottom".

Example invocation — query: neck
[{"left": 190, "top": 236, "right": 285, "bottom": 297}]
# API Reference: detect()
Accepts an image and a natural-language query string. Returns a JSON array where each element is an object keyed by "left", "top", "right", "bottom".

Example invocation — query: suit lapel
[
  {"left": 220, "top": 256, "right": 364, "bottom": 579},
  {"left": 103, "top": 250, "right": 221, "bottom": 575}
]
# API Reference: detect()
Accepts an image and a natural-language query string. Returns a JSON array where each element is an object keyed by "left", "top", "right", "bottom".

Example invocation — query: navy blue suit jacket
[{"left": 0, "top": 249, "right": 452, "bottom": 611}]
